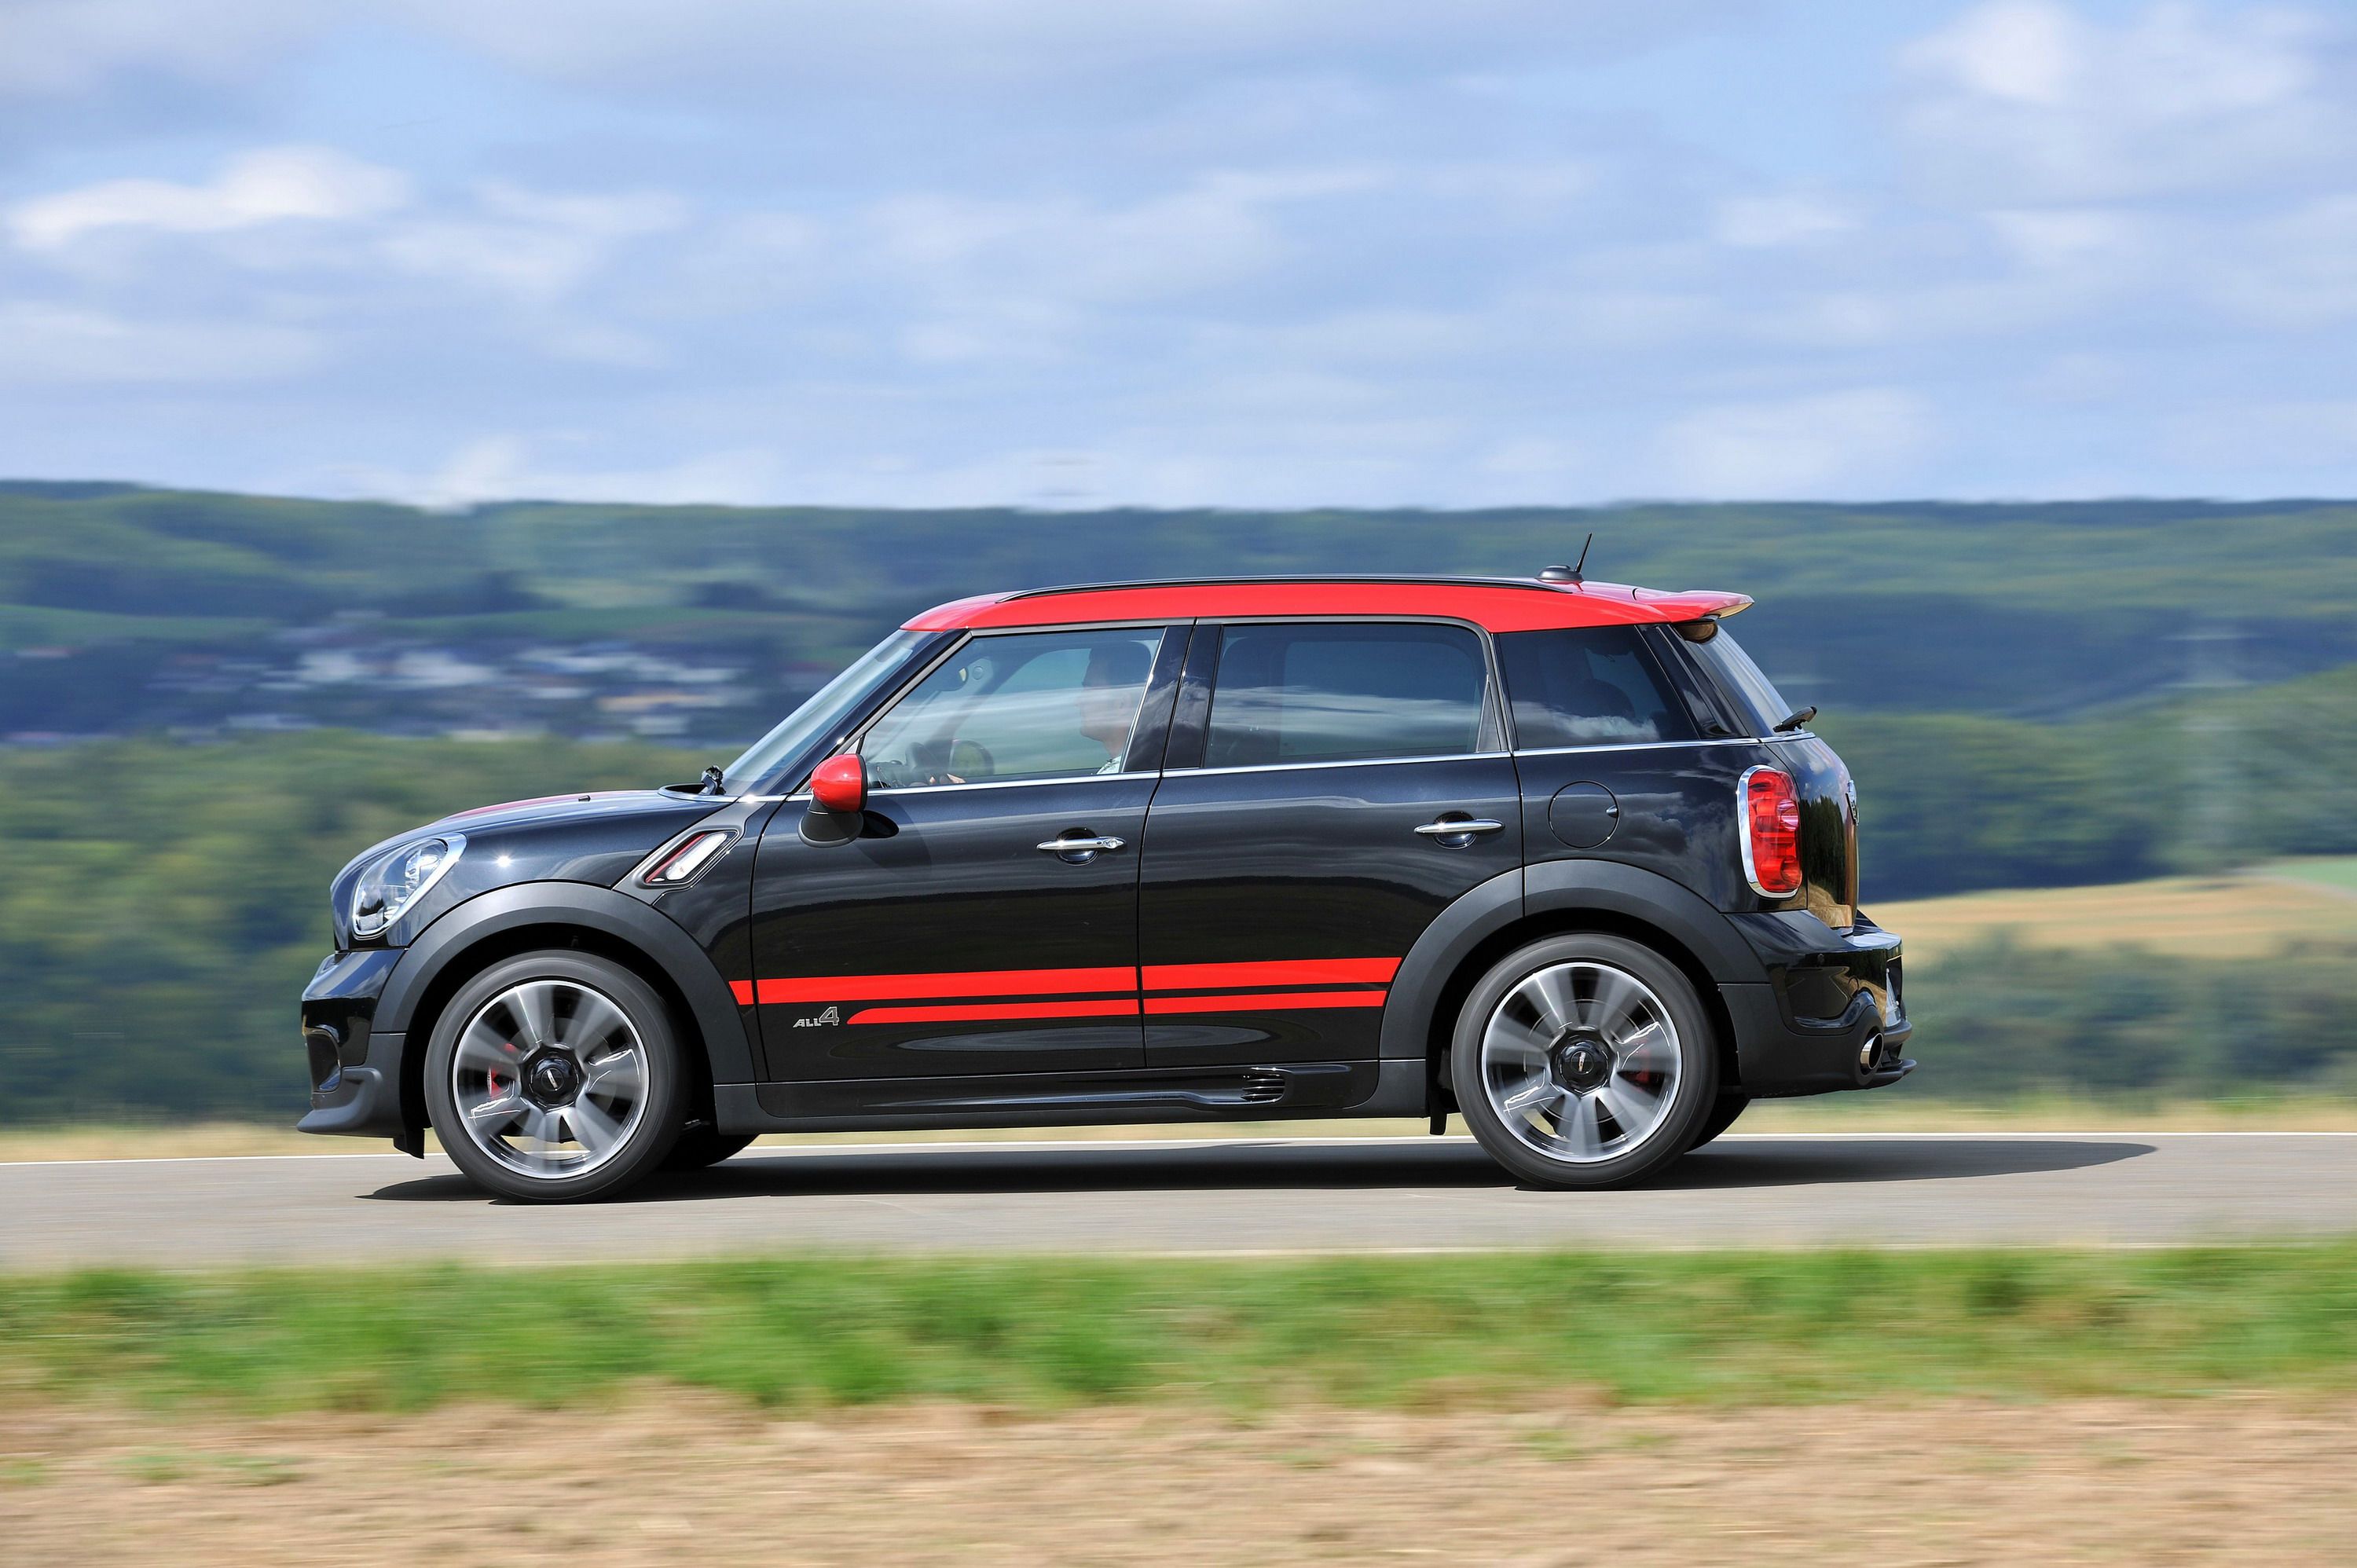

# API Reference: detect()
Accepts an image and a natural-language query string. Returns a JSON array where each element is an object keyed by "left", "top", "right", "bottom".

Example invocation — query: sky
[{"left": 0, "top": 0, "right": 2353, "bottom": 508}]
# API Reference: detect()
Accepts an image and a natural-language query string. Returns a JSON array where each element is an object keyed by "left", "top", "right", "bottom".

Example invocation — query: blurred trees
[{"left": 0, "top": 734, "right": 691, "bottom": 1123}]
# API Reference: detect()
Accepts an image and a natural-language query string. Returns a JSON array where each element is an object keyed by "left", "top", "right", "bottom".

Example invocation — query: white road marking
[{"left": 5, "top": 1128, "right": 2353, "bottom": 1168}]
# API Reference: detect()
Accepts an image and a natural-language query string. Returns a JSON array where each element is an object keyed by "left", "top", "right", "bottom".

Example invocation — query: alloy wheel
[
  {"left": 449, "top": 979, "right": 650, "bottom": 1179},
  {"left": 1476, "top": 960, "right": 1683, "bottom": 1163}
]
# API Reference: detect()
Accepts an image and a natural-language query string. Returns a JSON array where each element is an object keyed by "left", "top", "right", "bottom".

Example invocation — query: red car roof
[{"left": 904, "top": 577, "right": 1753, "bottom": 635}]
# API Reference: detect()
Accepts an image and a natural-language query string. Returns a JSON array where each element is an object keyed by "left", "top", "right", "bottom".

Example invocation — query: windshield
[
  {"left": 721, "top": 630, "right": 930, "bottom": 791},
  {"left": 1685, "top": 625, "right": 1796, "bottom": 735}
]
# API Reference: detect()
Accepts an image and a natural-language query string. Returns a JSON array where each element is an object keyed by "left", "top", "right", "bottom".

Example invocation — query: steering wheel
[{"left": 947, "top": 738, "right": 995, "bottom": 780}]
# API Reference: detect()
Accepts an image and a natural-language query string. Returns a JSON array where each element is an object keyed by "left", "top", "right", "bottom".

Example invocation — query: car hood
[
  {"left": 332, "top": 787, "right": 729, "bottom": 947},
  {"left": 426, "top": 788, "right": 709, "bottom": 835}
]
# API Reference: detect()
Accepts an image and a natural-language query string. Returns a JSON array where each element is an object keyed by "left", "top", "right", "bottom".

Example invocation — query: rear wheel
[
  {"left": 424, "top": 951, "right": 687, "bottom": 1203},
  {"left": 1451, "top": 934, "right": 1717, "bottom": 1189}
]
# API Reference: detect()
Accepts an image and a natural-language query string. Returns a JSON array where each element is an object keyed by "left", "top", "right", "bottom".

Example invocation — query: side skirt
[{"left": 720, "top": 1059, "right": 1428, "bottom": 1135}]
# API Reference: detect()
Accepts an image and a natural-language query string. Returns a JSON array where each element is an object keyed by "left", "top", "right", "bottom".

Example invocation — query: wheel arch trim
[
  {"left": 1380, "top": 860, "right": 1762, "bottom": 1092},
  {"left": 376, "top": 881, "right": 756, "bottom": 1088}
]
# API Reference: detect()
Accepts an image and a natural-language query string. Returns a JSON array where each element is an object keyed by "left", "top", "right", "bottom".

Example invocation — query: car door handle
[
  {"left": 1415, "top": 818, "right": 1505, "bottom": 837},
  {"left": 1038, "top": 833, "right": 1126, "bottom": 862}
]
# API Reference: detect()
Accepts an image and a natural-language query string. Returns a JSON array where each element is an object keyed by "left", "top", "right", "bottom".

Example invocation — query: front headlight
[{"left": 349, "top": 835, "right": 464, "bottom": 940}]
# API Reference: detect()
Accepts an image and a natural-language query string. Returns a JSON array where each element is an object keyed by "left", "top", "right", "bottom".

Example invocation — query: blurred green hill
[{"left": 6, "top": 486, "right": 2355, "bottom": 724}]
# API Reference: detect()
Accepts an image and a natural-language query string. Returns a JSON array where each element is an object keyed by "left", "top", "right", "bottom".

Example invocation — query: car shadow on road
[{"left": 362, "top": 1135, "right": 2155, "bottom": 1204}]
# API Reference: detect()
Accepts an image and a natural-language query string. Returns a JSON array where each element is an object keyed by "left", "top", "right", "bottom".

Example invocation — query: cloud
[
  {"left": 0, "top": 0, "right": 324, "bottom": 97},
  {"left": 361, "top": 434, "right": 786, "bottom": 510},
  {"left": 863, "top": 166, "right": 1387, "bottom": 319},
  {"left": 1659, "top": 390, "right": 1934, "bottom": 498},
  {"left": 1, "top": 2, "right": 2354, "bottom": 504},
  {"left": 395, "top": 0, "right": 1733, "bottom": 91},
  {"left": 379, "top": 185, "right": 687, "bottom": 302},
  {"left": 2214, "top": 193, "right": 2357, "bottom": 325},
  {"left": 1714, "top": 193, "right": 1855, "bottom": 249},
  {"left": 1900, "top": 1, "right": 2356, "bottom": 203},
  {"left": 9, "top": 147, "right": 409, "bottom": 249},
  {"left": 0, "top": 302, "right": 320, "bottom": 384},
  {"left": 0, "top": 0, "right": 1736, "bottom": 105}
]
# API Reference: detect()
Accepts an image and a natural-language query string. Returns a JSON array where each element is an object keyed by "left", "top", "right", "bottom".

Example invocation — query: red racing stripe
[
  {"left": 845, "top": 998, "right": 1142, "bottom": 1026},
  {"left": 730, "top": 980, "right": 756, "bottom": 1006},
  {"left": 750, "top": 965, "right": 1138, "bottom": 1005},
  {"left": 1142, "top": 989, "right": 1388, "bottom": 1015},
  {"left": 1142, "top": 958, "right": 1399, "bottom": 990}
]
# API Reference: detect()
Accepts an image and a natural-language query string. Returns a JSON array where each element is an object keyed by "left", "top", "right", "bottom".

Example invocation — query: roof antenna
[{"left": 1538, "top": 533, "right": 1593, "bottom": 586}]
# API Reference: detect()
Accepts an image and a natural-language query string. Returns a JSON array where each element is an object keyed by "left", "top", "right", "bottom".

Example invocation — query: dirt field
[
  {"left": 1875, "top": 859, "right": 2357, "bottom": 962},
  {"left": 3, "top": 1393, "right": 2351, "bottom": 1565}
]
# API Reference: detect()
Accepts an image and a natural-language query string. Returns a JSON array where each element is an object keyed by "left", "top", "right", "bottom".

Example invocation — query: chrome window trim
[
  {"left": 787, "top": 770, "right": 1161, "bottom": 803},
  {"left": 1175, "top": 750, "right": 1511, "bottom": 780},
  {"left": 1510, "top": 737, "right": 1764, "bottom": 759}
]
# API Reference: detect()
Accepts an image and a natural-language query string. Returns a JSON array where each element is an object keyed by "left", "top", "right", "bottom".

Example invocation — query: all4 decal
[{"left": 790, "top": 1006, "right": 841, "bottom": 1028}]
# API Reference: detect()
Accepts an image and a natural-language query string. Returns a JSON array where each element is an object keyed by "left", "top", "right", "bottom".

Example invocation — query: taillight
[
  {"left": 643, "top": 829, "right": 734, "bottom": 886},
  {"left": 1738, "top": 766, "right": 1802, "bottom": 897}
]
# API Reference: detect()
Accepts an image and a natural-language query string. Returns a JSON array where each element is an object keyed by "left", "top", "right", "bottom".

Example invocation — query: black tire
[
  {"left": 1688, "top": 1092, "right": 1752, "bottom": 1152},
  {"left": 1450, "top": 933, "right": 1718, "bottom": 1189},
  {"left": 662, "top": 1127, "right": 757, "bottom": 1171},
  {"left": 424, "top": 950, "right": 687, "bottom": 1203}
]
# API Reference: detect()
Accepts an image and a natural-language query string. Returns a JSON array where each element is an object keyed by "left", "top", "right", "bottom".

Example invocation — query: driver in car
[{"left": 1076, "top": 639, "right": 1151, "bottom": 772}]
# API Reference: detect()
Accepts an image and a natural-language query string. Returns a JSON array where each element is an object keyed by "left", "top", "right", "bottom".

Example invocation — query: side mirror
[{"left": 810, "top": 753, "right": 867, "bottom": 815}]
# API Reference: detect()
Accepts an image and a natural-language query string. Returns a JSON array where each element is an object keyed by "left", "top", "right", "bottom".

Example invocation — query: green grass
[
  {"left": 5, "top": 1247, "right": 2355, "bottom": 1416},
  {"left": 2277, "top": 856, "right": 2357, "bottom": 896}
]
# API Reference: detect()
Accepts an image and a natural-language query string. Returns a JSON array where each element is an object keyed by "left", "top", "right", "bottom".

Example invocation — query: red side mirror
[{"left": 810, "top": 753, "right": 867, "bottom": 814}]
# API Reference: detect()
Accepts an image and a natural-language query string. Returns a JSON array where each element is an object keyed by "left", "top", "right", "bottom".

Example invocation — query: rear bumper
[
  {"left": 295, "top": 948, "right": 412, "bottom": 1139},
  {"left": 1719, "top": 908, "right": 1912, "bottom": 1097}
]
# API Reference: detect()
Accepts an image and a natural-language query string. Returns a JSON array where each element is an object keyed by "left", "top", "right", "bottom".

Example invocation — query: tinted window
[
  {"left": 1497, "top": 627, "right": 1695, "bottom": 749},
  {"left": 1204, "top": 622, "right": 1487, "bottom": 767},
  {"left": 860, "top": 627, "right": 1168, "bottom": 787},
  {"left": 1683, "top": 626, "right": 1795, "bottom": 736}
]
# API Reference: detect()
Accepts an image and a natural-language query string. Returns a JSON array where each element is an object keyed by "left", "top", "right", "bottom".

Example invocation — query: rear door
[
  {"left": 1138, "top": 619, "right": 1521, "bottom": 1067},
  {"left": 748, "top": 624, "right": 1180, "bottom": 1081}
]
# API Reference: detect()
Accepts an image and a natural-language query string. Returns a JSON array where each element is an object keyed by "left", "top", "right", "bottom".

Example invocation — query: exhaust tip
[{"left": 1858, "top": 1032, "right": 1883, "bottom": 1073}]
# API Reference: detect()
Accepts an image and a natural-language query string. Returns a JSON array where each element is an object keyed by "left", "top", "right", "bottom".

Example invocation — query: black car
[{"left": 302, "top": 573, "right": 1911, "bottom": 1200}]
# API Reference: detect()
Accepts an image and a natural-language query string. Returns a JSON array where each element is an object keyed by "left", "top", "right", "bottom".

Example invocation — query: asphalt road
[{"left": 3, "top": 1134, "right": 2352, "bottom": 1269}]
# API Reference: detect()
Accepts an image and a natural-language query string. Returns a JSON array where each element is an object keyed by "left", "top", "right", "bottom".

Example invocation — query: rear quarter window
[
  {"left": 1496, "top": 627, "right": 1696, "bottom": 748},
  {"left": 1205, "top": 621, "right": 1488, "bottom": 767},
  {"left": 1680, "top": 625, "right": 1796, "bottom": 736}
]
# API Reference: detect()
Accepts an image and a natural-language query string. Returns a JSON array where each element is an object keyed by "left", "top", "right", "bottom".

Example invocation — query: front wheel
[
  {"left": 1688, "top": 1092, "right": 1752, "bottom": 1152},
  {"left": 1451, "top": 934, "right": 1717, "bottom": 1189},
  {"left": 424, "top": 951, "right": 687, "bottom": 1202},
  {"left": 662, "top": 1127, "right": 757, "bottom": 1171}
]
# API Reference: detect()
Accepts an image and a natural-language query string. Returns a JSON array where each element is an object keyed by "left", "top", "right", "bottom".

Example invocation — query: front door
[
  {"left": 749, "top": 624, "right": 1179, "bottom": 1082},
  {"left": 1138, "top": 619, "right": 1523, "bottom": 1067}
]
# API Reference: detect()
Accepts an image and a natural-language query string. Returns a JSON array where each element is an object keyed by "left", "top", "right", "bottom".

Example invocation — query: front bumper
[
  {"left": 1718, "top": 908, "right": 1913, "bottom": 1097},
  {"left": 296, "top": 948, "right": 411, "bottom": 1139}
]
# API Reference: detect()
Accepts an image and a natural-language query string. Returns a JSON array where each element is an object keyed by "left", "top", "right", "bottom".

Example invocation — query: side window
[
  {"left": 859, "top": 627, "right": 1168, "bottom": 788},
  {"left": 1204, "top": 621, "right": 1488, "bottom": 768},
  {"left": 1496, "top": 627, "right": 1697, "bottom": 748}
]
